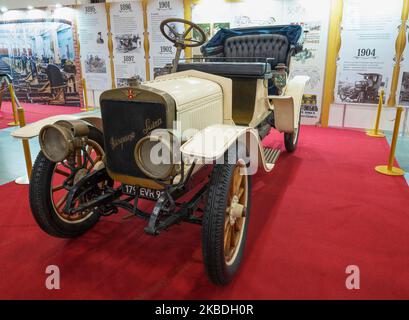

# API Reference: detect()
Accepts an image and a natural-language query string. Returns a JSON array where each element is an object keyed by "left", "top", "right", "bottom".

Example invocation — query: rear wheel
[
  {"left": 202, "top": 156, "right": 251, "bottom": 285},
  {"left": 284, "top": 110, "right": 301, "bottom": 152},
  {"left": 29, "top": 126, "right": 108, "bottom": 238}
]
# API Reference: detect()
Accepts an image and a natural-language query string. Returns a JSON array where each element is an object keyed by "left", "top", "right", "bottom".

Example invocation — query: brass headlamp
[
  {"left": 134, "top": 130, "right": 181, "bottom": 180},
  {"left": 39, "top": 120, "right": 89, "bottom": 163}
]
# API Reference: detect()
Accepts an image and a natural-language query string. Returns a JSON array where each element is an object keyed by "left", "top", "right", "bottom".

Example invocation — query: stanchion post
[
  {"left": 16, "top": 107, "right": 32, "bottom": 182},
  {"left": 375, "top": 106, "right": 405, "bottom": 176},
  {"left": 183, "top": 0, "right": 192, "bottom": 60},
  {"left": 142, "top": 0, "right": 151, "bottom": 80},
  {"left": 8, "top": 83, "right": 19, "bottom": 126},
  {"left": 81, "top": 78, "right": 93, "bottom": 111},
  {"left": 366, "top": 89, "right": 385, "bottom": 137}
]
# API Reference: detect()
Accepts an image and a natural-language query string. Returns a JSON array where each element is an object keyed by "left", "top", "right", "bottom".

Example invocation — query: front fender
[
  {"left": 11, "top": 110, "right": 102, "bottom": 139},
  {"left": 180, "top": 124, "right": 274, "bottom": 173}
]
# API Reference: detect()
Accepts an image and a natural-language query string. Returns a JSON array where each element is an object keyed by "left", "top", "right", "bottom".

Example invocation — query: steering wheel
[{"left": 160, "top": 18, "right": 206, "bottom": 48}]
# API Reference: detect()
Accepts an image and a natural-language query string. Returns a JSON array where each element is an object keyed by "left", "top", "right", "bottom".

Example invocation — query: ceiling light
[
  {"left": 0, "top": 7, "right": 8, "bottom": 13},
  {"left": 55, "top": 3, "right": 62, "bottom": 8},
  {"left": 27, "top": 6, "right": 34, "bottom": 10}
]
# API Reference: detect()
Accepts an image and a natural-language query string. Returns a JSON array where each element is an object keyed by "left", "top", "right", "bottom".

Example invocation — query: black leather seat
[
  {"left": 177, "top": 61, "right": 271, "bottom": 78},
  {"left": 177, "top": 33, "right": 288, "bottom": 79},
  {"left": 224, "top": 34, "right": 289, "bottom": 68}
]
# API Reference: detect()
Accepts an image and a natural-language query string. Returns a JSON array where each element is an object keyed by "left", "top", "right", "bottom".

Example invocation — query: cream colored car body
[{"left": 12, "top": 70, "right": 309, "bottom": 173}]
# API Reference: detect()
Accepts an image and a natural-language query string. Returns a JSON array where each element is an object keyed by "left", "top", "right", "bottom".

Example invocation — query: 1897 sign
[{"left": 123, "top": 56, "right": 135, "bottom": 63}]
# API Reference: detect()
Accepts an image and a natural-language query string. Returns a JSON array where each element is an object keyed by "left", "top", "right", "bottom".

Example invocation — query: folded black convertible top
[{"left": 201, "top": 24, "right": 303, "bottom": 56}]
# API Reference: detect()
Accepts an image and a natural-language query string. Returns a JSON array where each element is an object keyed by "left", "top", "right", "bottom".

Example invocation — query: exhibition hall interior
[{"left": 0, "top": 0, "right": 409, "bottom": 300}]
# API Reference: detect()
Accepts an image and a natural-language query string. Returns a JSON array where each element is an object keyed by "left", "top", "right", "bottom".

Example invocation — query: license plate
[{"left": 121, "top": 184, "right": 163, "bottom": 200}]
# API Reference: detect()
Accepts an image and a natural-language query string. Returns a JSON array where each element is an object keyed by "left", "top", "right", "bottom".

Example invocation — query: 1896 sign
[{"left": 158, "top": 1, "right": 171, "bottom": 10}]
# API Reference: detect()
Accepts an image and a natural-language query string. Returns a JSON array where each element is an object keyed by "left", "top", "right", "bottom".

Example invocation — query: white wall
[{"left": 329, "top": 103, "right": 409, "bottom": 134}]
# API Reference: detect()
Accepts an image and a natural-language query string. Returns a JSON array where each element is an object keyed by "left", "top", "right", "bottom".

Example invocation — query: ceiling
[{"left": 0, "top": 1, "right": 81, "bottom": 10}]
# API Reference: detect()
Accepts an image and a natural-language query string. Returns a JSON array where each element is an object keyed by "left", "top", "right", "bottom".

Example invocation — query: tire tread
[
  {"left": 29, "top": 126, "right": 104, "bottom": 238},
  {"left": 202, "top": 151, "right": 251, "bottom": 285}
]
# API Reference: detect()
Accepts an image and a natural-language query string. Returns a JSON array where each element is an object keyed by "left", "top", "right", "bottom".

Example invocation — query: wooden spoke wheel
[
  {"left": 50, "top": 139, "right": 105, "bottom": 224},
  {"left": 224, "top": 164, "right": 248, "bottom": 265},
  {"left": 202, "top": 155, "right": 252, "bottom": 285},
  {"left": 29, "top": 126, "right": 108, "bottom": 238}
]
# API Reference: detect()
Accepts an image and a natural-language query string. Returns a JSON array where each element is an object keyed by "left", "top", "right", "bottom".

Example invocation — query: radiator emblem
[
  {"left": 110, "top": 132, "right": 136, "bottom": 151},
  {"left": 143, "top": 118, "right": 163, "bottom": 135},
  {"left": 127, "top": 89, "right": 135, "bottom": 99}
]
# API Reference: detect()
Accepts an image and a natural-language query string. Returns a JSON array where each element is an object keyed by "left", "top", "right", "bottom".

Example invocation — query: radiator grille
[{"left": 100, "top": 99, "right": 167, "bottom": 179}]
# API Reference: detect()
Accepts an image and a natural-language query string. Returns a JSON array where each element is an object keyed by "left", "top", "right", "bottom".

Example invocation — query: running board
[{"left": 263, "top": 147, "right": 281, "bottom": 170}]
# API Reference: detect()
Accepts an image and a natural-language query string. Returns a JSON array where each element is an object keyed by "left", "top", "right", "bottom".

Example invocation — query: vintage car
[
  {"left": 399, "top": 73, "right": 409, "bottom": 103},
  {"left": 12, "top": 18, "right": 309, "bottom": 285},
  {"left": 338, "top": 73, "right": 383, "bottom": 104}
]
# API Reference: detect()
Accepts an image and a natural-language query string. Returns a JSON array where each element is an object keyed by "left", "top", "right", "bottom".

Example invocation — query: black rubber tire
[
  {"left": 284, "top": 111, "right": 301, "bottom": 153},
  {"left": 202, "top": 153, "right": 252, "bottom": 286},
  {"left": 29, "top": 126, "right": 105, "bottom": 238}
]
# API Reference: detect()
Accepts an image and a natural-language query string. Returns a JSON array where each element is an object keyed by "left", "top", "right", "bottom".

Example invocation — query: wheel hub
[
  {"left": 74, "top": 168, "right": 88, "bottom": 184},
  {"left": 229, "top": 195, "right": 244, "bottom": 224},
  {"left": 93, "top": 160, "right": 105, "bottom": 171}
]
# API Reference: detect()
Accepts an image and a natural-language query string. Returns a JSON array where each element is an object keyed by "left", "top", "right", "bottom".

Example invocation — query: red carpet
[
  {"left": 0, "top": 126, "right": 409, "bottom": 299},
  {"left": 0, "top": 101, "right": 80, "bottom": 129}
]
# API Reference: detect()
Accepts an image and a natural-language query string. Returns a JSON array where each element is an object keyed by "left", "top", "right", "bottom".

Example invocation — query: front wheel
[
  {"left": 202, "top": 157, "right": 251, "bottom": 285},
  {"left": 29, "top": 126, "right": 107, "bottom": 238},
  {"left": 339, "top": 92, "right": 347, "bottom": 101}
]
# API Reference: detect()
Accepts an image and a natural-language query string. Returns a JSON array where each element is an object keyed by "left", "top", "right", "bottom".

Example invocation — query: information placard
[
  {"left": 77, "top": 3, "right": 112, "bottom": 90},
  {"left": 335, "top": 0, "right": 401, "bottom": 105},
  {"left": 397, "top": 21, "right": 409, "bottom": 106},
  {"left": 284, "top": 0, "right": 330, "bottom": 124},
  {"left": 110, "top": 1, "right": 146, "bottom": 87},
  {"left": 147, "top": 0, "right": 184, "bottom": 79}
]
